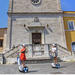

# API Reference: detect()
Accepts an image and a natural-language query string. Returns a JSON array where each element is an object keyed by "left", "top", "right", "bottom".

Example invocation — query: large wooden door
[{"left": 32, "top": 33, "right": 41, "bottom": 44}]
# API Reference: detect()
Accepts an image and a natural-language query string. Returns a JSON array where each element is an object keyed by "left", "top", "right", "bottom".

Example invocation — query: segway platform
[
  {"left": 19, "top": 65, "right": 28, "bottom": 73},
  {"left": 51, "top": 63, "right": 60, "bottom": 69}
]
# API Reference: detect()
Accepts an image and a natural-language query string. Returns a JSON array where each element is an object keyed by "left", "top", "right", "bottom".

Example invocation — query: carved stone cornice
[{"left": 7, "top": 11, "right": 63, "bottom": 15}]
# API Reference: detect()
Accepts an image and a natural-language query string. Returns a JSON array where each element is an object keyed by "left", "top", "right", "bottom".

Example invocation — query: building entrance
[{"left": 32, "top": 33, "right": 41, "bottom": 44}]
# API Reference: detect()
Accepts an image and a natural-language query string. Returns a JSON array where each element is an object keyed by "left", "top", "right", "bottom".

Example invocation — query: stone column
[
  {"left": 42, "top": 31, "right": 45, "bottom": 44},
  {"left": 3, "top": 30, "right": 7, "bottom": 51},
  {"left": 6, "top": 16, "right": 12, "bottom": 50},
  {"left": 57, "top": 0, "right": 62, "bottom": 11}
]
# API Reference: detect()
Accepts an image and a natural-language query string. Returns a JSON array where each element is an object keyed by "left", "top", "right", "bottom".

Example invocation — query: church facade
[{"left": 6, "top": 0, "right": 67, "bottom": 58}]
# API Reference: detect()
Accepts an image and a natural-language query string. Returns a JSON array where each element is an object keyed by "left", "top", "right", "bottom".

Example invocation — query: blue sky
[
  {"left": 0, "top": 0, "right": 75, "bottom": 28},
  {"left": 0, "top": 0, "right": 9, "bottom": 28}
]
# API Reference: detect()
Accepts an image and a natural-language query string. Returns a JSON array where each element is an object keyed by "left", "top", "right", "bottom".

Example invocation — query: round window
[{"left": 31, "top": 0, "right": 41, "bottom": 5}]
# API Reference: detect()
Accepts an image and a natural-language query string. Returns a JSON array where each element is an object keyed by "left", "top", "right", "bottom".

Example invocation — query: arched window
[{"left": 72, "top": 42, "right": 75, "bottom": 51}]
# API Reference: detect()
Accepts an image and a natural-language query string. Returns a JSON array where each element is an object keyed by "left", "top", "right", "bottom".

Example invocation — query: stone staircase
[
  {"left": 3, "top": 45, "right": 19, "bottom": 58},
  {"left": 57, "top": 44, "right": 75, "bottom": 62},
  {"left": 1, "top": 44, "right": 75, "bottom": 64}
]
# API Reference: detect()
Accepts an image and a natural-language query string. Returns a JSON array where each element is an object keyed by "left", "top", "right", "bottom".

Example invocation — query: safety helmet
[{"left": 52, "top": 44, "right": 56, "bottom": 46}]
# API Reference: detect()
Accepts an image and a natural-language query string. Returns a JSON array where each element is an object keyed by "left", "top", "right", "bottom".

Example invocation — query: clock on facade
[{"left": 31, "top": 0, "right": 41, "bottom": 5}]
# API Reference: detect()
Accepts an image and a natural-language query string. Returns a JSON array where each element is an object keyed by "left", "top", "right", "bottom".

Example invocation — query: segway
[
  {"left": 51, "top": 63, "right": 60, "bottom": 69},
  {"left": 19, "top": 65, "right": 28, "bottom": 73}
]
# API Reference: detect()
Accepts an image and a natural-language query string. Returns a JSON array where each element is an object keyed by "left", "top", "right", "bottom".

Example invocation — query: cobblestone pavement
[{"left": 0, "top": 62, "right": 75, "bottom": 74}]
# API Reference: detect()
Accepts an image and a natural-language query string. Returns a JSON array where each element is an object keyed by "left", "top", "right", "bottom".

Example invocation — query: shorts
[{"left": 51, "top": 52, "right": 57, "bottom": 58}]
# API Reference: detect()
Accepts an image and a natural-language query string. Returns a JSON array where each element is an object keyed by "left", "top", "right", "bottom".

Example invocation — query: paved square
[{"left": 0, "top": 62, "right": 75, "bottom": 74}]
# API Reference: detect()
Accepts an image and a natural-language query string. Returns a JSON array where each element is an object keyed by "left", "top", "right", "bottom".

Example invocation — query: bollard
[{"left": 2, "top": 54, "right": 6, "bottom": 64}]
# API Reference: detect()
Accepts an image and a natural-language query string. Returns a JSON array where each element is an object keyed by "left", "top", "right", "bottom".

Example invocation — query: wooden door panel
[{"left": 32, "top": 33, "right": 41, "bottom": 44}]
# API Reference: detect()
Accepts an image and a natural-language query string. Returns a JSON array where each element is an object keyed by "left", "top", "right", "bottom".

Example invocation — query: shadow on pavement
[
  {"left": 28, "top": 70, "right": 38, "bottom": 73},
  {"left": 57, "top": 65, "right": 66, "bottom": 69},
  {"left": 18, "top": 70, "right": 38, "bottom": 74},
  {"left": 51, "top": 72, "right": 63, "bottom": 74}
]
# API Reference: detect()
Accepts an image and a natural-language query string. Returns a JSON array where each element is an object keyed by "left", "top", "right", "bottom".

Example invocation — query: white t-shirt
[{"left": 52, "top": 47, "right": 56, "bottom": 53}]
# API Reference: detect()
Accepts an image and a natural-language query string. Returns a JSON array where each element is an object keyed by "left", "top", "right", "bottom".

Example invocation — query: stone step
[
  {"left": 61, "top": 56, "right": 75, "bottom": 62},
  {"left": 3, "top": 44, "right": 73, "bottom": 64},
  {"left": 25, "top": 57, "right": 62, "bottom": 64},
  {"left": 5, "top": 57, "right": 62, "bottom": 64}
]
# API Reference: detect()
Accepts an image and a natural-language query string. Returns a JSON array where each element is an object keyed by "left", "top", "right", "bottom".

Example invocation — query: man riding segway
[
  {"left": 17, "top": 44, "right": 28, "bottom": 72},
  {"left": 50, "top": 44, "right": 60, "bottom": 69}
]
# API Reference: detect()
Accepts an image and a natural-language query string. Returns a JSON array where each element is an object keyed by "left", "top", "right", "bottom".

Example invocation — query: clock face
[{"left": 31, "top": 0, "right": 41, "bottom": 5}]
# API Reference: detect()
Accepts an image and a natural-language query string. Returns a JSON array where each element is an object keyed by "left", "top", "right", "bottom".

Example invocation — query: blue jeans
[{"left": 17, "top": 57, "right": 21, "bottom": 65}]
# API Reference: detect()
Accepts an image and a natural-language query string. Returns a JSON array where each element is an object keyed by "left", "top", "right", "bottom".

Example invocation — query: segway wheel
[
  {"left": 23, "top": 66, "right": 28, "bottom": 73},
  {"left": 55, "top": 64, "right": 60, "bottom": 69}
]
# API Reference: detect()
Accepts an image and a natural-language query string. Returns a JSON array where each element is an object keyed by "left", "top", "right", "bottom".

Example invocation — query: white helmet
[
  {"left": 22, "top": 44, "right": 26, "bottom": 47},
  {"left": 52, "top": 44, "right": 56, "bottom": 46}
]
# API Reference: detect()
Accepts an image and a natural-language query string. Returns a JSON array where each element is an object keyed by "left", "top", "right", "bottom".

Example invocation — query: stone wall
[
  {"left": 0, "top": 28, "right": 7, "bottom": 52},
  {"left": 6, "top": 0, "right": 66, "bottom": 49},
  {"left": 8, "top": 0, "right": 62, "bottom": 13},
  {"left": 6, "top": 14, "right": 66, "bottom": 48}
]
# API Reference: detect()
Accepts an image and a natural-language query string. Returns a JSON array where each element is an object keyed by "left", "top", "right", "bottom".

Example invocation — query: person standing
[
  {"left": 51, "top": 44, "right": 58, "bottom": 64},
  {"left": 17, "top": 45, "right": 22, "bottom": 65}
]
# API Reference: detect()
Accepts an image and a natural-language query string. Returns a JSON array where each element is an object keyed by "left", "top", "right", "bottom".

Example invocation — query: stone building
[
  {"left": 63, "top": 11, "right": 75, "bottom": 52},
  {"left": 0, "top": 28, "right": 7, "bottom": 53},
  {"left": 5, "top": 0, "right": 67, "bottom": 59}
]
